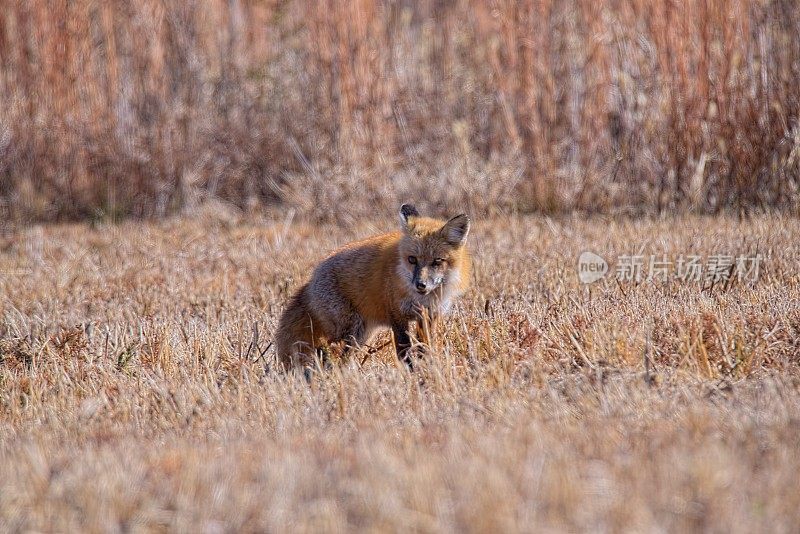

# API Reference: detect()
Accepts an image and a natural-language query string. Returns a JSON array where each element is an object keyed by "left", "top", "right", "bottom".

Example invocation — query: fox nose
[{"left": 415, "top": 281, "right": 427, "bottom": 292}]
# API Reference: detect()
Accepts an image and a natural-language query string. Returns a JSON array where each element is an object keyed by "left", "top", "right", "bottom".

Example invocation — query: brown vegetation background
[{"left": 2, "top": 0, "right": 800, "bottom": 223}]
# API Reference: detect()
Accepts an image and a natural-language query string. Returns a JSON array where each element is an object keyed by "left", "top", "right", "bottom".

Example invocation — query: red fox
[{"left": 276, "top": 204, "right": 471, "bottom": 372}]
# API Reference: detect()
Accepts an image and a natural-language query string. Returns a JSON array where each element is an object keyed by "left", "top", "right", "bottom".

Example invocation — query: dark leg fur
[
  {"left": 331, "top": 314, "right": 367, "bottom": 363},
  {"left": 392, "top": 323, "right": 414, "bottom": 370}
]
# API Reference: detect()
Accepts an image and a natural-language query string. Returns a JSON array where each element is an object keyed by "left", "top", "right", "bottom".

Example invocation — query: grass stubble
[{"left": 0, "top": 213, "right": 799, "bottom": 532}]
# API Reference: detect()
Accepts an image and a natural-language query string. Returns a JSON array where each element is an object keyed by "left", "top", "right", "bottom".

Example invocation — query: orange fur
[{"left": 275, "top": 205, "right": 471, "bottom": 372}]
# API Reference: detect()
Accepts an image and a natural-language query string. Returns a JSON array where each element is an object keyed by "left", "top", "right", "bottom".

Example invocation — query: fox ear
[
  {"left": 399, "top": 204, "right": 420, "bottom": 227},
  {"left": 440, "top": 214, "right": 470, "bottom": 247}
]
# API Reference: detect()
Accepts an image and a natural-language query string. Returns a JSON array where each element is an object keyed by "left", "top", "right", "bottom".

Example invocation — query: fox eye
[
  {"left": 407, "top": 256, "right": 417, "bottom": 265},
  {"left": 431, "top": 258, "right": 445, "bottom": 267}
]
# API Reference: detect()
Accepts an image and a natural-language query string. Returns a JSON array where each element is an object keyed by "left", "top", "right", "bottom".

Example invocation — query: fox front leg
[
  {"left": 413, "top": 307, "right": 435, "bottom": 352},
  {"left": 392, "top": 322, "right": 414, "bottom": 370}
]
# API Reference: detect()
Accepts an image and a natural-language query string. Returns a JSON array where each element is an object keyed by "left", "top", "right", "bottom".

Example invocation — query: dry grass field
[
  {"left": 3, "top": 1, "right": 799, "bottom": 531},
  {"left": 1, "top": 212, "right": 799, "bottom": 532}
]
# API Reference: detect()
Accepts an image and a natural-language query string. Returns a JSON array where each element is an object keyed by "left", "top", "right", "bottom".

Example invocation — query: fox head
[{"left": 397, "top": 204, "right": 470, "bottom": 297}]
